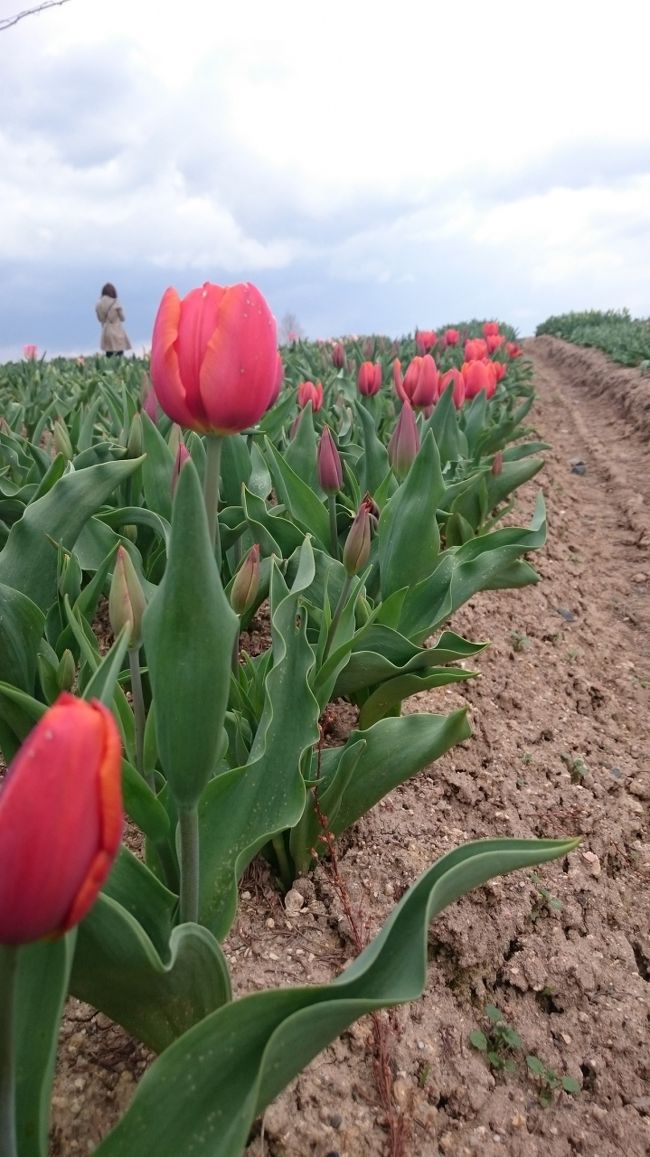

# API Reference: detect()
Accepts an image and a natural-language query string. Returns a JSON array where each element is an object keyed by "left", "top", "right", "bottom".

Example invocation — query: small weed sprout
[
  {"left": 469, "top": 1005, "right": 523, "bottom": 1072},
  {"left": 510, "top": 630, "right": 531, "bottom": 653},
  {"left": 561, "top": 752, "right": 588, "bottom": 783},
  {"left": 526, "top": 1055, "right": 581, "bottom": 1105}
]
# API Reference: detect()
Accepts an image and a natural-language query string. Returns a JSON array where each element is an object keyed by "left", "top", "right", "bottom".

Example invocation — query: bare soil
[{"left": 50, "top": 339, "right": 650, "bottom": 1156}]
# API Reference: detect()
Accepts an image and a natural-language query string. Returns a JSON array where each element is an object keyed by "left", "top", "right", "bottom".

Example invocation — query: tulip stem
[
  {"left": 271, "top": 834, "right": 293, "bottom": 892},
  {"left": 327, "top": 494, "right": 339, "bottom": 560},
  {"left": 179, "top": 807, "right": 200, "bottom": 924},
  {"left": 322, "top": 573, "right": 353, "bottom": 664},
  {"left": 231, "top": 629, "right": 241, "bottom": 678},
  {"left": 0, "top": 945, "right": 18, "bottom": 1157},
  {"left": 204, "top": 435, "right": 223, "bottom": 569},
  {"left": 129, "top": 648, "right": 152, "bottom": 790}
]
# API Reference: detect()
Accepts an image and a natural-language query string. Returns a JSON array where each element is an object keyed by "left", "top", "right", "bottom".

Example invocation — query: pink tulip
[
  {"left": 464, "top": 338, "right": 488, "bottom": 361},
  {"left": 297, "top": 381, "right": 324, "bottom": 411},
  {"left": 151, "top": 281, "right": 280, "bottom": 435},
  {"left": 443, "top": 328, "right": 460, "bottom": 347},
  {"left": 439, "top": 367, "right": 466, "bottom": 408},
  {"left": 357, "top": 361, "right": 382, "bottom": 397},
  {"left": 401, "top": 355, "right": 439, "bottom": 408},
  {"left": 23, "top": 344, "right": 38, "bottom": 361},
  {"left": 415, "top": 330, "right": 437, "bottom": 354},
  {"left": 388, "top": 399, "right": 420, "bottom": 479},
  {"left": 506, "top": 342, "right": 523, "bottom": 359},
  {"left": 483, "top": 322, "right": 500, "bottom": 338},
  {"left": 486, "top": 334, "right": 505, "bottom": 353}
]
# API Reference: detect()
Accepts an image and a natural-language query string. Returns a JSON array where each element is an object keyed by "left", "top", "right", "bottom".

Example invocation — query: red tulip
[
  {"left": 462, "top": 359, "right": 497, "bottom": 399},
  {"left": 493, "top": 361, "right": 507, "bottom": 382},
  {"left": 331, "top": 342, "right": 346, "bottom": 369},
  {"left": 151, "top": 281, "right": 280, "bottom": 435},
  {"left": 439, "top": 367, "right": 466, "bottom": 408},
  {"left": 415, "top": 329, "right": 437, "bottom": 354},
  {"left": 486, "top": 333, "right": 505, "bottom": 353},
  {"left": 318, "top": 426, "right": 343, "bottom": 493},
  {"left": 506, "top": 342, "right": 523, "bottom": 359},
  {"left": 483, "top": 321, "right": 500, "bottom": 338},
  {"left": 343, "top": 495, "right": 375, "bottom": 575},
  {"left": 464, "top": 338, "right": 488, "bottom": 361},
  {"left": 297, "top": 380, "right": 324, "bottom": 411},
  {"left": 0, "top": 694, "right": 122, "bottom": 945},
  {"left": 443, "top": 328, "right": 460, "bottom": 347},
  {"left": 388, "top": 399, "right": 420, "bottom": 479},
  {"left": 401, "top": 355, "right": 439, "bottom": 408},
  {"left": 357, "top": 361, "right": 382, "bottom": 397},
  {"left": 392, "top": 358, "right": 405, "bottom": 401}
]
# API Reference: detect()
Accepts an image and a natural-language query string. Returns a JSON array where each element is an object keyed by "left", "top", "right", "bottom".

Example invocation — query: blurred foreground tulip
[
  {"left": 401, "top": 355, "right": 439, "bottom": 408},
  {"left": 415, "top": 329, "right": 437, "bottom": 354},
  {"left": 357, "top": 361, "right": 382, "bottom": 397},
  {"left": 0, "top": 695, "right": 122, "bottom": 945},
  {"left": 297, "top": 380, "right": 324, "bottom": 411},
  {"left": 151, "top": 282, "right": 280, "bottom": 434}
]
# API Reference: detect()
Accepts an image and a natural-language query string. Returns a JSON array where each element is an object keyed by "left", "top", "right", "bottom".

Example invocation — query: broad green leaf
[
  {"left": 378, "top": 431, "right": 443, "bottom": 599},
  {"left": 143, "top": 460, "right": 238, "bottom": 810},
  {"left": 264, "top": 438, "right": 330, "bottom": 549},
  {"left": 0, "top": 456, "right": 144, "bottom": 610},
  {"left": 96, "top": 836, "right": 580, "bottom": 1157},
  {"left": 71, "top": 898, "right": 230, "bottom": 1053},
  {"left": 0, "top": 582, "right": 45, "bottom": 691}
]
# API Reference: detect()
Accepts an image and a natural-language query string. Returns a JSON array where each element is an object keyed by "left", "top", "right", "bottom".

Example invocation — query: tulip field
[{"left": 1, "top": 293, "right": 649, "bottom": 1157}]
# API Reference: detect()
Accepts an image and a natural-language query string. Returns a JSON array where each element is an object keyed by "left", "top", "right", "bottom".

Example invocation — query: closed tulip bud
[
  {"left": 401, "top": 355, "right": 439, "bottom": 408},
  {"left": 172, "top": 440, "right": 190, "bottom": 496},
  {"left": 415, "top": 329, "right": 437, "bottom": 354},
  {"left": 56, "top": 649, "right": 76, "bottom": 692},
  {"left": 483, "top": 321, "right": 500, "bottom": 338},
  {"left": 443, "top": 328, "right": 460, "bottom": 346},
  {"left": 343, "top": 496, "right": 375, "bottom": 576},
  {"left": 58, "top": 551, "right": 82, "bottom": 603},
  {"left": 297, "top": 380, "right": 324, "bottom": 411},
  {"left": 388, "top": 399, "right": 420, "bottom": 479},
  {"left": 357, "top": 360, "right": 382, "bottom": 397},
  {"left": 0, "top": 693, "right": 123, "bottom": 945},
  {"left": 126, "top": 412, "right": 143, "bottom": 458},
  {"left": 492, "top": 451, "right": 504, "bottom": 476},
  {"left": 23, "top": 343, "right": 38, "bottom": 361},
  {"left": 392, "top": 358, "right": 405, "bottom": 401},
  {"left": 363, "top": 338, "right": 374, "bottom": 359},
  {"left": 141, "top": 374, "right": 161, "bottom": 424},
  {"left": 331, "top": 341, "right": 346, "bottom": 369},
  {"left": 270, "top": 353, "right": 284, "bottom": 405},
  {"left": 151, "top": 281, "right": 280, "bottom": 434},
  {"left": 109, "top": 545, "right": 147, "bottom": 650},
  {"left": 439, "top": 367, "right": 466, "bottom": 408},
  {"left": 230, "top": 544, "right": 261, "bottom": 617},
  {"left": 52, "top": 418, "right": 73, "bottom": 460},
  {"left": 318, "top": 426, "right": 343, "bottom": 493}
]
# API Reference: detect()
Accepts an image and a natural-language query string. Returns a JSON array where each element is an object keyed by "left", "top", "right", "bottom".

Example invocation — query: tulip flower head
[
  {"left": 230, "top": 544, "right": 261, "bottom": 617},
  {"left": 388, "top": 399, "right": 420, "bottom": 479},
  {"left": 464, "top": 338, "right": 488, "bottom": 361},
  {"left": 331, "top": 341, "right": 346, "bottom": 369},
  {"left": 23, "top": 344, "right": 38, "bottom": 360},
  {"left": 415, "top": 330, "right": 437, "bottom": 354},
  {"left": 482, "top": 321, "right": 500, "bottom": 338},
  {"left": 318, "top": 426, "right": 343, "bottom": 493},
  {"left": 343, "top": 494, "right": 377, "bottom": 576},
  {"left": 109, "top": 545, "right": 147, "bottom": 650},
  {"left": 401, "top": 355, "right": 439, "bottom": 409},
  {"left": 493, "top": 360, "right": 507, "bottom": 383},
  {"left": 357, "top": 361, "right": 382, "bottom": 397},
  {"left": 439, "top": 367, "right": 466, "bottom": 409},
  {"left": 443, "top": 328, "right": 460, "bottom": 347},
  {"left": 486, "top": 333, "right": 505, "bottom": 354},
  {"left": 0, "top": 694, "right": 123, "bottom": 945},
  {"left": 462, "top": 359, "right": 497, "bottom": 399},
  {"left": 151, "top": 281, "right": 280, "bottom": 435},
  {"left": 392, "top": 358, "right": 404, "bottom": 400},
  {"left": 506, "top": 342, "right": 523, "bottom": 359},
  {"left": 297, "top": 380, "right": 324, "bottom": 411}
]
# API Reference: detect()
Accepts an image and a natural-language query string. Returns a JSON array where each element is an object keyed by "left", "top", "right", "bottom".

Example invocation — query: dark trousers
[{"left": 106, "top": 351, "right": 124, "bottom": 358}]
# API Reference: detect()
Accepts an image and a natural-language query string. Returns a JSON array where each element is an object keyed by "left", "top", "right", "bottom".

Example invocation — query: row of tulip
[{"left": 0, "top": 286, "right": 576, "bottom": 1156}]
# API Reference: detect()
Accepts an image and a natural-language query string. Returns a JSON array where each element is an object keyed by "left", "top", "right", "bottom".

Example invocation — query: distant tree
[
  {"left": 279, "top": 312, "right": 304, "bottom": 344},
  {"left": 1, "top": 0, "right": 71, "bottom": 32}
]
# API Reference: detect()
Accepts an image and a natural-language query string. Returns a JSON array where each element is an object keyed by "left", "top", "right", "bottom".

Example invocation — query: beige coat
[{"left": 96, "top": 295, "right": 132, "bottom": 352}]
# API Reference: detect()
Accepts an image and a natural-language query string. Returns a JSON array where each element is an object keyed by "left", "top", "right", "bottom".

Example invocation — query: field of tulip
[
  {"left": 536, "top": 309, "right": 650, "bottom": 369},
  {"left": 1, "top": 290, "right": 639, "bottom": 1156}
]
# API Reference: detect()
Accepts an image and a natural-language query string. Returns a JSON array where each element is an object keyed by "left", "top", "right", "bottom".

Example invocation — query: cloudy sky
[{"left": 1, "top": 0, "right": 649, "bottom": 359}]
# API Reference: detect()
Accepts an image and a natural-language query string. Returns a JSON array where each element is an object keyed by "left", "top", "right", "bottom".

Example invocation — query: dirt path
[{"left": 51, "top": 340, "right": 650, "bottom": 1157}]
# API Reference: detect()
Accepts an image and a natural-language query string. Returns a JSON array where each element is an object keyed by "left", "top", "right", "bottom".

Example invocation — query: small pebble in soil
[
  {"left": 556, "top": 607, "right": 576, "bottom": 621},
  {"left": 569, "top": 457, "right": 587, "bottom": 475}
]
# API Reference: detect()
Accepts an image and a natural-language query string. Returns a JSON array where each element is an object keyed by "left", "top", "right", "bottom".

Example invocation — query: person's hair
[{"left": 101, "top": 283, "right": 117, "bottom": 299}]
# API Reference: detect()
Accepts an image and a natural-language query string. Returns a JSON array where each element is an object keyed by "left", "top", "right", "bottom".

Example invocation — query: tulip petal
[
  {"left": 199, "top": 283, "right": 278, "bottom": 433},
  {"left": 151, "top": 289, "right": 198, "bottom": 429}
]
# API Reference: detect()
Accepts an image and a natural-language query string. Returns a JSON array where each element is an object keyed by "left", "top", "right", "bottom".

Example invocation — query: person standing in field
[{"left": 96, "top": 283, "right": 132, "bottom": 356}]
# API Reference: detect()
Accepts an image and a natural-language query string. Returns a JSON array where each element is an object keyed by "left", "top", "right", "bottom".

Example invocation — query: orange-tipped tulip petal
[{"left": 0, "top": 694, "right": 123, "bottom": 945}]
